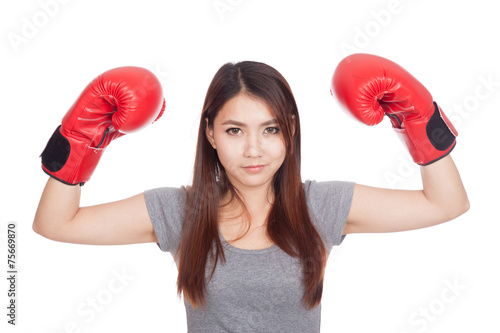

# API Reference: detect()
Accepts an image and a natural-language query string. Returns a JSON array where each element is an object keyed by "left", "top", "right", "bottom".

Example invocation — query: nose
[{"left": 244, "top": 134, "right": 263, "bottom": 158}]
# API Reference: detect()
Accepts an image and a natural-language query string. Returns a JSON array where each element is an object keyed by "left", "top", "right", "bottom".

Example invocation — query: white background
[{"left": 1, "top": 0, "right": 499, "bottom": 332}]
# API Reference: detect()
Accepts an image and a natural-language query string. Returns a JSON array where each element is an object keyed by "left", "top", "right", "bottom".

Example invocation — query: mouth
[{"left": 243, "top": 165, "right": 266, "bottom": 173}]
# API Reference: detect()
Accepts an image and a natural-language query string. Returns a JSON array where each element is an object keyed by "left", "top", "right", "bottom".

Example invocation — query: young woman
[{"left": 33, "top": 55, "right": 469, "bottom": 332}]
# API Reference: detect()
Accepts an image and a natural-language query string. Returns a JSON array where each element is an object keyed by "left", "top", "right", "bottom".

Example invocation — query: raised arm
[
  {"left": 33, "top": 177, "right": 156, "bottom": 245},
  {"left": 330, "top": 53, "right": 469, "bottom": 234},
  {"left": 344, "top": 155, "right": 469, "bottom": 234},
  {"left": 33, "top": 66, "right": 165, "bottom": 245}
]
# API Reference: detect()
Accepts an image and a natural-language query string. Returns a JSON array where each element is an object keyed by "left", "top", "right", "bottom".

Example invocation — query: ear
[
  {"left": 205, "top": 118, "right": 216, "bottom": 149},
  {"left": 291, "top": 115, "right": 296, "bottom": 136}
]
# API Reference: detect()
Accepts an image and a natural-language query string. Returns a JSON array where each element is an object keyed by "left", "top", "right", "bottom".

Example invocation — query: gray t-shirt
[{"left": 144, "top": 180, "right": 354, "bottom": 333}]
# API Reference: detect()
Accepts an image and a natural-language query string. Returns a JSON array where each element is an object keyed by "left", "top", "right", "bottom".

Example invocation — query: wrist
[{"left": 394, "top": 102, "right": 457, "bottom": 165}]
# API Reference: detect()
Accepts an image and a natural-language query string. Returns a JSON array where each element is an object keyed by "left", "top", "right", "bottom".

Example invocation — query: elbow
[
  {"left": 32, "top": 218, "right": 43, "bottom": 236},
  {"left": 445, "top": 197, "right": 470, "bottom": 222},
  {"left": 457, "top": 192, "right": 471, "bottom": 217},
  {"left": 32, "top": 220, "right": 50, "bottom": 239},
  {"left": 32, "top": 219, "right": 58, "bottom": 241},
  {"left": 460, "top": 197, "right": 471, "bottom": 216}
]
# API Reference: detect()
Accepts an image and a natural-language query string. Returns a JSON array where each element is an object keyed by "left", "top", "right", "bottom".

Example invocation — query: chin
[{"left": 231, "top": 173, "right": 274, "bottom": 189}]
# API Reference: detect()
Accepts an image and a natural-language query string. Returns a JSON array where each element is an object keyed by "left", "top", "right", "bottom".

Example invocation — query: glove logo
[
  {"left": 426, "top": 103, "right": 456, "bottom": 151},
  {"left": 41, "top": 125, "right": 70, "bottom": 172}
]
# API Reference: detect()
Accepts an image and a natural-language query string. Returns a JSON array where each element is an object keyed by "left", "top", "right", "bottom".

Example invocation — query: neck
[{"left": 220, "top": 180, "right": 274, "bottom": 223}]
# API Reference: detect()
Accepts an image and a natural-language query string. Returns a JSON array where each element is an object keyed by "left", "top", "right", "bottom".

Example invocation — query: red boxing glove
[
  {"left": 41, "top": 66, "right": 165, "bottom": 185},
  {"left": 331, "top": 53, "right": 457, "bottom": 165}
]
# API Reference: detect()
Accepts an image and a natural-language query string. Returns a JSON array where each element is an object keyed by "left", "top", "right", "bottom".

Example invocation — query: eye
[
  {"left": 264, "top": 127, "right": 280, "bottom": 134},
  {"left": 226, "top": 128, "right": 242, "bottom": 135}
]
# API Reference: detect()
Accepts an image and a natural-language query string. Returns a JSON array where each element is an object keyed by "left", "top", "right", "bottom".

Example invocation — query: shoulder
[
  {"left": 144, "top": 186, "right": 188, "bottom": 207},
  {"left": 143, "top": 186, "right": 189, "bottom": 253},
  {"left": 302, "top": 179, "right": 355, "bottom": 218},
  {"left": 303, "top": 180, "right": 355, "bottom": 203},
  {"left": 303, "top": 180, "right": 355, "bottom": 249}
]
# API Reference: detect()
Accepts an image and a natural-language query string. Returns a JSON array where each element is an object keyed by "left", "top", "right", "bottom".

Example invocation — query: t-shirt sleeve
[
  {"left": 303, "top": 180, "right": 355, "bottom": 252},
  {"left": 143, "top": 186, "right": 187, "bottom": 253}
]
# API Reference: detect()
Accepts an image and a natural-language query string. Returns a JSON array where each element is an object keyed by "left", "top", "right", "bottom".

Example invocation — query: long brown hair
[{"left": 176, "top": 61, "right": 327, "bottom": 309}]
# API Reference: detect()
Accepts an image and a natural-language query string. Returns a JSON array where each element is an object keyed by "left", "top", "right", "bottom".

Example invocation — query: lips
[{"left": 243, "top": 165, "right": 265, "bottom": 173}]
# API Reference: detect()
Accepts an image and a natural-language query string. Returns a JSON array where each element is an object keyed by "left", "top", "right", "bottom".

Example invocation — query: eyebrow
[{"left": 221, "top": 119, "right": 279, "bottom": 127}]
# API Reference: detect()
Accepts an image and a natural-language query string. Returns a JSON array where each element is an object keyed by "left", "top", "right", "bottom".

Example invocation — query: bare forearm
[
  {"left": 33, "top": 177, "right": 81, "bottom": 238},
  {"left": 421, "top": 155, "right": 470, "bottom": 220}
]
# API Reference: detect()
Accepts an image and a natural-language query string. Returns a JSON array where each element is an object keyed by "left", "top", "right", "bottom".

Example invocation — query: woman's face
[{"left": 206, "top": 93, "right": 287, "bottom": 192}]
